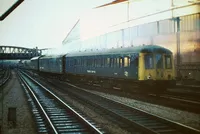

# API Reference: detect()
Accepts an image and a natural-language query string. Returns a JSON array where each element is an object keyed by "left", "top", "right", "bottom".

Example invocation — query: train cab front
[{"left": 139, "top": 52, "right": 176, "bottom": 92}]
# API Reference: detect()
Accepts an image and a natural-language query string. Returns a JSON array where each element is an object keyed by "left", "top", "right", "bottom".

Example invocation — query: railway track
[
  {"left": 166, "top": 88, "right": 200, "bottom": 101},
  {"left": 0, "top": 69, "right": 11, "bottom": 87},
  {"left": 30, "top": 71, "right": 200, "bottom": 114},
  {"left": 146, "top": 92, "right": 200, "bottom": 114},
  {"left": 157, "top": 93, "right": 200, "bottom": 105},
  {"left": 80, "top": 82, "right": 200, "bottom": 114},
  {"left": 42, "top": 78, "right": 200, "bottom": 134},
  {"left": 176, "top": 84, "right": 200, "bottom": 92},
  {"left": 18, "top": 71, "right": 104, "bottom": 134}
]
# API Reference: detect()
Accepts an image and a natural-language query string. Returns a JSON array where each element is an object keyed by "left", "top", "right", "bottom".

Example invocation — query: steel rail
[
  {"left": 64, "top": 82, "right": 200, "bottom": 134},
  {"left": 20, "top": 70, "right": 103, "bottom": 134},
  {"left": 19, "top": 72, "right": 58, "bottom": 133},
  {"left": 0, "top": 69, "right": 11, "bottom": 87}
]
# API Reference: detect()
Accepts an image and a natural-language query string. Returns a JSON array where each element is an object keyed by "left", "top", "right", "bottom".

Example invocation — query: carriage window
[
  {"left": 106, "top": 58, "right": 110, "bottom": 67},
  {"left": 124, "top": 57, "right": 130, "bottom": 67},
  {"left": 87, "top": 59, "right": 92, "bottom": 67},
  {"left": 101, "top": 58, "right": 104, "bottom": 67},
  {"left": 94, "top": 59, "right": 96, "bottom": 67},
  {"left": 86, "top": 59, "right": 89, "bottom": 66},
  {"left": 116, "top": 58, "right": 119, "bottom": 67},
  {"left": 96, "top": 59, "right": 99, "bottom": 67},
  {"left": 144, "top": 54, "right": 154, "bottom": 69},
  {"left": 110, "top": 58, "right": 114, "bottom": 67},
  {"left": 103, "top": 58, "right": 106, "bottom": 67},
  {"left": 91, "top": 59, "right": 94, "bottom": 67},
  {"left": 74, "top": 59, "right": 77, "bottom": 66},
  {"left": 79, "top": 59, "right": 81, "bottom": 66},
  {"left": 155, "top": 54, "right": 163, "bottom": 69},
  {"left": 165, "top": 55, "right": 172, "bottom": 69},
  {"left": 131, "top": 56, "right": 138, "bottom": 67},
  {"left": 119, "top": 57, "right": 123, "bottom": 68},
  {"left": 70, "top": 59, "right": 73, "bottom": 66},
  {"left": 113, "top": 58, "right": 118, "bottom": 67},
  {"left": 81, "top": 58, "right": 84, "bottom": 66},
  {"left": 80, "top": 59, "right": 82, "bottom": 66},
  {"left": 83, "top": 59, "right": 86, "bottom": 66}
]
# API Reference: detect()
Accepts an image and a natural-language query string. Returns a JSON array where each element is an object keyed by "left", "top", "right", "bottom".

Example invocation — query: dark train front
[{"left": 65, "top": 45, "right": 175, "bottom": 93}]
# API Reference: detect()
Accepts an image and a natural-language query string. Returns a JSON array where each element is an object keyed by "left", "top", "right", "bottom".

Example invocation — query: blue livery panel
[{"left": 65, "top": 53, "right": 139, "bottom": 79}]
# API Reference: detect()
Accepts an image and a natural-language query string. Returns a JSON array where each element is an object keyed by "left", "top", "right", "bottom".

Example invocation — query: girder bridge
[{"left": 0, "top": 46, "right": 46, "bottom": 60}]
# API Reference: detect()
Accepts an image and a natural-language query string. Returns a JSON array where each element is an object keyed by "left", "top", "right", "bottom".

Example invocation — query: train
[{"left": 25, "top": 44, "right": 175, "bottom": 93}]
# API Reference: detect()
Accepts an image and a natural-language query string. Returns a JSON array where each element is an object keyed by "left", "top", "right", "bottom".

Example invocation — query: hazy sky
[{"left": 0, "top": 0, "right": 112, "bottom": 49}]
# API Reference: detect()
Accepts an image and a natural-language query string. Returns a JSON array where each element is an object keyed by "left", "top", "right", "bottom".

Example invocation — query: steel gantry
[{"left": 0, "top": 46, "right": 46, "bottom": 60}]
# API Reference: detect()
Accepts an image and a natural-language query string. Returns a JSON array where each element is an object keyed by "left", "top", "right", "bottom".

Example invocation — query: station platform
[{"left": 0, "top": 70, "right": 36, "bottom": 134}]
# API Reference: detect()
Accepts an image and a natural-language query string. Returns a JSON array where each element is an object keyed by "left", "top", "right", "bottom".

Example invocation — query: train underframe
[{"left": 38, "top": 71, "right": 175, "bottom": 93}]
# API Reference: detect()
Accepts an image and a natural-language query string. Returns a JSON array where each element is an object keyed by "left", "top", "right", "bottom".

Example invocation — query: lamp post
[
  {"left": 170, "top": 16, "right": 181, "bottom": 79},
  {"left": 176, "top": 17, "right": 181, "bottom": 78},
  {"left": 171, "top": 17, "right": 181, "bottom": 79}
]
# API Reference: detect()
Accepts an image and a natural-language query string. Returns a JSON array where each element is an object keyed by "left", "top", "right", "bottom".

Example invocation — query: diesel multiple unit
[{"left": 27, "top": 45, "right": 175, "bottom": 93}]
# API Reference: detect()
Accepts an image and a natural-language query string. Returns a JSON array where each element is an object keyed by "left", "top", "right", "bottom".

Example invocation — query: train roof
[
  {"left": 66, "top": 45, "right": 172, "bottom": 57},
  {"left": 30, "top": 56, "right": 41, "bottom": 60},
  {"left": 39, "top": 54, "right": 65, "bottom": 59}
]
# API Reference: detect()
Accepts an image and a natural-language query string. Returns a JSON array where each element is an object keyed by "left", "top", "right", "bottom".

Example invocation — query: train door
[
  {"left": 130, "top": 53, "right": 139, "bottom": 79},
  {"left": 143, "top": 53, "right": 154, "bottom": 80},
  {"left": 123, "top": 56, "right": 130, "bottom": 78},
  {"left": 164, "top": 54, "right": 174, "bottom": 80},
  {"left": 155, "top": 53, "right": 164, "bottom": 80}
]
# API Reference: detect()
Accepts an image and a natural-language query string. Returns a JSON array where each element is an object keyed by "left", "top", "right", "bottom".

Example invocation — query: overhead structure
[
  {"left": 62, "top": 0, "right": 200, "bottom": 80},
  {"left": 0, "top": 46, "right": 46, "bottom": 60},
  {"left": 0, "top": 0, "right": 24, "bottom": 21}
]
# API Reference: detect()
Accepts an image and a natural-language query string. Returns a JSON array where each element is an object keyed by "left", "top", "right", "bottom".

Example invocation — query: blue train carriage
[
  {"left": 38, "top": 54, "right": 65, "bottom": 80},
  {"left": 65, "top": 45, "right": 175, "bottom": 92},
  {"left": 39, "top": 56, "right": 49, "bottom": 72},
  {"left": 30, "top": 56, "right": 41, "bottom": 71},
  {"left": 39, "top": 55, "right": 64, "bottom": 74},
  {"left": 20, "top": 60, "right": 31, "bottom": 70}
]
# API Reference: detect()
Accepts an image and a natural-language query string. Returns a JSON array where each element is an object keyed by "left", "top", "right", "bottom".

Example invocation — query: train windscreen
[
  {"left": 165, "top": 55, "right": 172, "bottom": 69},
  {"left": 144, "top": 54, "right": 154, "bottom": 69},
  {"left": 155, "top": 54, "right": 163, "bottom": 69}
]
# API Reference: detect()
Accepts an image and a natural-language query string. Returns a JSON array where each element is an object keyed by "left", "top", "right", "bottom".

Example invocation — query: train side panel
[
  {"left": 48, "top": 57, "right": 63, "bottom": 74},
  {"left": 65, "top": 53, "right": 139, "bottom": 80},
  {"left": 39, "top": 55, "right": 63, "bottom": 74},
  {"left": 62, "top": 45, "right": 175, "bottom": 92},
  {"left": 39, "top": 57, "right": 49, "bottom": 72},
  {"left": 30, "top": 56, "right": 40, "bottom": 71}
]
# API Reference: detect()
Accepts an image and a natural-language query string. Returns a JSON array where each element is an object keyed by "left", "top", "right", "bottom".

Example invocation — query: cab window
[
  {"left": 155, "top": 54, "right": 163, "bottom": 69},
  {"left": 165, "top": 55, "right": 172, "bottom": 69},
  {"left": 144, "top": 54, "right": 154, "bottom": 69}
]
